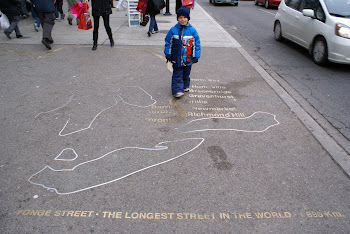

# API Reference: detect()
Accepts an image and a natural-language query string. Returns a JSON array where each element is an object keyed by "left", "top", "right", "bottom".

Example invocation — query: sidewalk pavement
[{"left": 1, "top": 0, "right": 240, "bottom": 48}]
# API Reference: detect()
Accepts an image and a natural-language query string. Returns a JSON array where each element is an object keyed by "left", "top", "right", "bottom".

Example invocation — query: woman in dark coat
[
  {"left": 91, "top": 0, "right": 114, "bottom": 50},
  {"left": 145, "top": 0, "right": 160, "bottom": 37},
  {"left": 0, "top": 0, "right": 22, "bottom": 39}
]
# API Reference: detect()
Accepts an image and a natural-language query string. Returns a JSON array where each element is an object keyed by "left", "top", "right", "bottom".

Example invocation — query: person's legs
[
  {"left": 148, "top": 15, "right": 155, "bottom": 36},
  {"left": 92, "top": 15, "right": 100, "bottom": 50},
  {"left": 4, "top": 15, "right": 21, "bottom": 38},
  {"left": 116, "top": 0, "right": 126, "bottom": 10},
  {"left": 183, "top": 65, "right": 192, "bottom": 90},
  {"left": 39, "top": 12, "right": 55, "bottom": 49},
  {"left": 102, "top": 14, "right": 114, "bottom": 46},
  {"left": 172, "top": 65, "right": 185, "bottom": 95}
]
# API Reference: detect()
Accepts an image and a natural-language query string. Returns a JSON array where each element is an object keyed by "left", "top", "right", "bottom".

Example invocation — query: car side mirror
[{"left": 302, "top": 9, "right": 315, "bottom": 18}]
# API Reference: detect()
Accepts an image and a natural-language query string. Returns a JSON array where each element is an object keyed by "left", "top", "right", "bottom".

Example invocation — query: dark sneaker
[
  {"left": 68, "top": 17, "right": 72, "bottom": 25},
  {"left": 42, "top": 38, "right": 51, "bottom": 50},
  {"left": 61, "top": 13, "right": 65, "bottom": 20},
  {"left": 34, "top": 23, "right": 39, "bottom": 32},
  {"left": 152, "top": 31, "right": 159, "bottom": 34},
  {"left": 16, "top": 35, "right": 23, "bottom": 38},
  {"left": 184, "top": 88, "right": 190, "bottom": 92},
  {"left": 147, "top": 31, "right": 151, "bottom": 37},
  {"left": 4, "top": 31, "right": 11, "bottom": 39},
  {"left": 47, "top": 39, "right": 54, "bottom": 44}
]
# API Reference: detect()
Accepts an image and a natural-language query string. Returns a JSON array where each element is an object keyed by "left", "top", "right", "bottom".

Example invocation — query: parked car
[
  {"left": 254, "top": 0, "right": 281, "bottom": 9},
  {"left": 209, "top": 0, "right": 239, "bottom": 6},
  {"left": 274, "top": 0, "right": 350, "bottom": 65}
]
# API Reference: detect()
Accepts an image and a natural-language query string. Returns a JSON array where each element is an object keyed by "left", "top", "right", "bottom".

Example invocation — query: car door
[
  {"left": 293, "top": 0, "right": 325, "bottom": 48},
  {"left": 282, "top": 0, "right": 303, "bottom": 41}
]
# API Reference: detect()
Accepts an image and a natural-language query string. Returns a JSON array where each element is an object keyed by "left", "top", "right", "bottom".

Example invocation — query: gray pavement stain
[{"left": 207, "top": 145, "right": 233, "bottom": 171}]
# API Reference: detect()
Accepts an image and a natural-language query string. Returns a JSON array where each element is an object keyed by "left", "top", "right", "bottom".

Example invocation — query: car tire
[
  {"left": 213, "top": 0, "right": 218, "bottom": 6},
  {"left": 312, "top": 37, "right": 328, "bottom": 65},
  {"left": 274, "top": 21, "right": 283, "bottom": 41},
  {"left": 254, "top": 0, "right": 259, "bottom": 5},
  {"left": 265, "top": 0, "right": 269, "bottom": 8}
]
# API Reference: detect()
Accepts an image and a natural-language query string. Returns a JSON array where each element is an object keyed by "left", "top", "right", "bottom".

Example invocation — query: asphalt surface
[{"left": 1, "top": 1, "right": 350, "bottom": 233}]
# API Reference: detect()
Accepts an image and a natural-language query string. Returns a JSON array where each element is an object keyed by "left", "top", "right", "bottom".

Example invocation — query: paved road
[{"left": 1, "top": 1, "right": 350, "bottom": 233}]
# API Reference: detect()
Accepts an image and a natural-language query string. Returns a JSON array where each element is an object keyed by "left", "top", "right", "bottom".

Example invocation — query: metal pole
[{"left": 164, "top": 0, "right": 172, "bottom": 15}]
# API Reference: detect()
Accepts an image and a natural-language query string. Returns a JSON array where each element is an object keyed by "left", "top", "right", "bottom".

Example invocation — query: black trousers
[
  {"left": 93, "top": 14, "right": 111, "bottom": 41},
  {"left": 38, "top": 12, "right": 55, "bottom": 40}
]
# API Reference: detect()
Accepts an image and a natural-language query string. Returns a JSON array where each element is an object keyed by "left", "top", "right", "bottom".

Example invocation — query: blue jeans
[
  {"left": 172, "top": 65, "right": 192, "bottom": 94},
  {"left": 148, "top": 15, "right": 158, "bottom": 33}
]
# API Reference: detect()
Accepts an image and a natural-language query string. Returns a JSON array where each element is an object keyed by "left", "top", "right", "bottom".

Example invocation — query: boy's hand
[
  {"left": 192, "top": 57, "right": 198, "bottom": 63},
  {"left": 166, "top": 55, "right": 172, "bottom": 63}
]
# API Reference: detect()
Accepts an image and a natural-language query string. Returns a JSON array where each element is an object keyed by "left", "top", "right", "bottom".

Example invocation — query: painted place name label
[{"left": 16, "top": 210, "right": 346, "bottom": 220}]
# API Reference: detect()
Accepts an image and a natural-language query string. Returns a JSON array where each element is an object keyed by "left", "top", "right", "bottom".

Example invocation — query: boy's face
[{"left": 178, "top": 16, "right": 188, "bottom": 25}]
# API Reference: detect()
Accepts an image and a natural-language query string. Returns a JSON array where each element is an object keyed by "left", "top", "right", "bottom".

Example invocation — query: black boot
[
  {"left": 92, "top": 32, "right": 98, "bottom": 50},
  {"left": 92, "top": 41, "right": 97, "bottom": 50},
  {"left": 107, "top": 30, "right": 114, "bottom": 47}
]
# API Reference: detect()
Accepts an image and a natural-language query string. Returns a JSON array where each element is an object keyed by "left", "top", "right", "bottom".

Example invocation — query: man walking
[{"left": 31, "top": 0, "right": 55, "bottom": 50}]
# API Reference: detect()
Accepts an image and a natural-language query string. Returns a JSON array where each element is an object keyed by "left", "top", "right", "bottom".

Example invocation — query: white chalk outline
[
  {"left": 176, "top": 111, "right": 280, "bottom": 133},
  {"left": 54, "top": 148, "right": 78, "bottom": 161},
  {"left": 35, "top": 92, "right": 75, "bottom": 119},
  {"left": 28, "top": 138, "right": 205, "bottom": 195},
  {"left": 34, "top": 86, "right": 156, "bottom": 136}
]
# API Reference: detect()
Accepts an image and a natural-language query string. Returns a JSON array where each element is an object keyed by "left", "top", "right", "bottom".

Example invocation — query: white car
[{"left": 274, "top": 0, "right": 350, "bottom": 65}]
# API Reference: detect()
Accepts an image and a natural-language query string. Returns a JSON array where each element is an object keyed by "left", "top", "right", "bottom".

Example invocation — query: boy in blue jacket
[{"left": 164, "top": 6, "right": 201, "bottom": 98}]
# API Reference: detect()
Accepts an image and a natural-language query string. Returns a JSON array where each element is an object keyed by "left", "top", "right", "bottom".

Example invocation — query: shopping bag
[
  {"left": 182, "top": 0, "right": 194, "bottom": 9},
  {"left": 71, "top": 2, "right": 85, "bottom": 18},
  {"left": 77, "top": 3, "right": 92, "bottom": 30},
  {"left": 136, "top": 0, "right": 148, "bottom": 14},
  {"left": 78, "top": 12, "right": 92, "bottom": 30},
  {"left": 0, "top": 10, "right": 10, "bottom": 30}
]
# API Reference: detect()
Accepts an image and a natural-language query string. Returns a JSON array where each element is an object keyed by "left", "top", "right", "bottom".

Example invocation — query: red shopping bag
[
  {"left": 77, "top": 3, "right": 92, "bottom": 30},
  {"left": 136, "top": 0, "right": 148, "bottom": 13},
  {"left": 182, "top": 0, "right": 194, "bottom": 9}
]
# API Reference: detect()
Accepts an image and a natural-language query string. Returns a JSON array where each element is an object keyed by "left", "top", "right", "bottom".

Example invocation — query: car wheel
[
  {"left": 274, "top": 21, "right": 283, "bottom": 41},
  {"left": 254, "top": 0, "right": 259, "bottom": 5},
  {"left": 312, "top": 37, "right": 328, "bottom": 65},
  {"left": 265, "top": 0, "right": 269, "bottom": 8},
  {"left": 213, "top": 0, "right": 218, "bottom": 6}
]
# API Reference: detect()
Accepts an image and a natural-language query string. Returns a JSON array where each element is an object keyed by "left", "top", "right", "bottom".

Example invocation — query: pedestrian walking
[
  {"left": 67, "top": 0, "right": 80, "bottom": 25},
  {"left": 54, "top": 0, "right": 65, "bottom": 20},
  {"left": 0, "top": 0, "right": 23, "bottom": 39},
  {"left": 90, "top": 0, "right": 114, "bottom": 50},
  {"left": 164, "top": 6, "right": 201, "bottom": 98},
  {"left": 31, "top": 0, "right": 56, "bottom": 50},
  {"left": 145, "top": 0, "right": 165, "bottom": 37},
  {"left": 116, "top": 0, "right": 126, "bottom": 11}
]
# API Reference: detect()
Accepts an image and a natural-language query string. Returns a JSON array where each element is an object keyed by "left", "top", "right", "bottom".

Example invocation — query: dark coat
[
  {"left": 31, "top": 0, "right": 55, "bottom": 13},
  {"left": 0, "top": 0, "right": 21, "bottom": 17},
  {"left": 145, "top": 0, "right": 159, "bottom": 16},
  {"left": 91, "top": 0, "right": 112, "bottom": 17}
]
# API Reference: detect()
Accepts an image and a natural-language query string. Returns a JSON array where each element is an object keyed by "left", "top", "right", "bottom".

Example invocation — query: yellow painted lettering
[
  {"left": 161, "top": 213, "right": 167, "bottom": 219},
  {"left": 22, "top": 210, "right": 30, "bottom": 216},
  {"left": 54, "top": 210, "right": 61, "bottom": 216},
  {"left": 168, "top": 213, "right": 174, "bottom": 219},
  {"left": 177, "top": 213, "right": 183, "bottom": 219},
  {"left": 74, "top": 211, "right": 81, "bottom": 217},
  {"left": 87, "top": 211, "right": 94, "bottom": 217},
  {"left": 246, "top": 213, "right": 253, "bottom": 219},
  {"left": 271, "top": 212, "right": 278, "bottom": 218},
  {"left": 37, "top": 210, "right": 45, "bottom": 216},
  {"left": 66, "top": 211, "right": 74, "bottom": 217},
  {"left": 81, "top": 211, "right": 87, "bottom": 217},
  {"left": 17, "top": 210, "right": 23, "bottom": 216},
  {"left": 45, "top": 210, "right": 52, "bottom": 216}
]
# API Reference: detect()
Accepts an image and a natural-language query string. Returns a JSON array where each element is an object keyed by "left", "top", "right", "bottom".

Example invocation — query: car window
[
  {"left": 315, "top": 4, "right": 326, "bottom": 21},
  {"left": 286, "top": 0, "right": 302, "bottom": 10},
  {"left": 324, "top": 0, "right": 350, "bottom": 18},
  {"left": 300, "top": 0, "right": 318, "bottom": 11}
]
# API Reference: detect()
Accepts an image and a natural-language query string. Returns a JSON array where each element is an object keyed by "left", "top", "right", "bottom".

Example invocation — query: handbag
[
  {"left": 78, "top": 3, "right": 92, "bottom": 30},
  {"left": 0, "top": 10, "right": 10, "bottom": 30}
]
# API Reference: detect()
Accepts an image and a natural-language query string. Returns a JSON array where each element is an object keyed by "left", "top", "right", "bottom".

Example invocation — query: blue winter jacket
[
  {"left": 164, "top": 23, "right": 201, "bottom": 67},
  {"left": 31, "top": 0, "right": 55, "bottom": 13}
]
